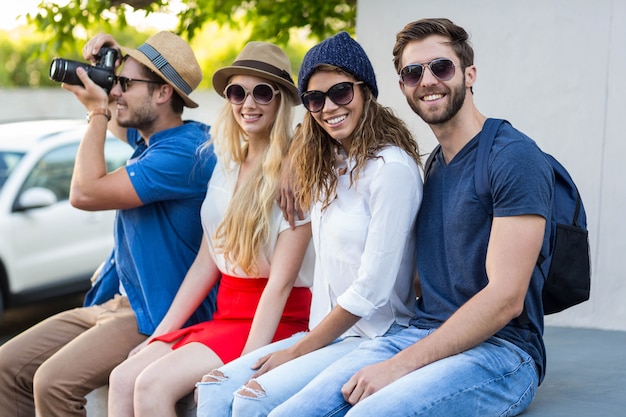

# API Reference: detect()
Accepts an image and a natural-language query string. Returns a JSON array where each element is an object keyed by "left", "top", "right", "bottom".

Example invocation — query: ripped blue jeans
[
  {"left": 269, "top": 327, "right": 539, "bottom": 417},
  {"left": 196, "top": 324, "right": 405, "bottom": 417}
]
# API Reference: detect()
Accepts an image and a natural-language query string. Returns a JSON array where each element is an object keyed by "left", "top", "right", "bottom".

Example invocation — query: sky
[{"left": 2, "top": 0, "right": 42, "bottom": 30}]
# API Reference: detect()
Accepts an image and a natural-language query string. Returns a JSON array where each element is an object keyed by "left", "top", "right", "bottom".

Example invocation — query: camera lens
[
  {"left": 49, "top": 58, "right": 90, "bottom": 87},
  {"left": 49, "top": 55, "right": 116, "bottom": 93},
  {"left": 49, "top": 59, "right": 66, "bottom": 82}
]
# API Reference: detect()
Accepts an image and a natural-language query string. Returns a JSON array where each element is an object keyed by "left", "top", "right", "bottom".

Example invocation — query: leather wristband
[{"left": 87, "top": 107, "right": 111, "bottom": 122}]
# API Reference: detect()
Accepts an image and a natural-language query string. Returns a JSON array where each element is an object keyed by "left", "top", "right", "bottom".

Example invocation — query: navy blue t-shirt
[{"left": 410, "top": 122, "right": 553, "bottom": 382}]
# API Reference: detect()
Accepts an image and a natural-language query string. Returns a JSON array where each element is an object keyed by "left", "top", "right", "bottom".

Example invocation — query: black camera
[{"left": 49, "top": 47, "right": 118, "bottom": 93}]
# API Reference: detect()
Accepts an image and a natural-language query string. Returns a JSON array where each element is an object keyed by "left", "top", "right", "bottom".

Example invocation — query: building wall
[{"left": 357, "top": 0, "right": 626, "bottom": 330}]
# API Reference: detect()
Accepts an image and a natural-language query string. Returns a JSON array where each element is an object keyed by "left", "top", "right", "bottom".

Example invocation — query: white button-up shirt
[{"left": 309, "top": 146, "right": 423, "bottom": 339}]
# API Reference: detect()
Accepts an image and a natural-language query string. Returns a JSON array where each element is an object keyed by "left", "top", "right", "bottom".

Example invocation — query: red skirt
[{"left": 152, "top": 274, "right": 311, "bottom": 363}]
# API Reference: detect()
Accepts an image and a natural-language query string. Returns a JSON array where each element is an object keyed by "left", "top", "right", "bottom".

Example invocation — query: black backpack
[{"left": 424, "top": 118, "right": 591, "bottom": 315}]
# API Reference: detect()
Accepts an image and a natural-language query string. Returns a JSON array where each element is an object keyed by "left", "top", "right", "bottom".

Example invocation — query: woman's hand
[{"left": 250, "top": 348, "right": 299, "bottom": 378}]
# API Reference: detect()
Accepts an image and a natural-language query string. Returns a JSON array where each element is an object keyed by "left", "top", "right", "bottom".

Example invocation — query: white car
[{"left": 0, "top": 119, "right": 132, "bottom": 320}]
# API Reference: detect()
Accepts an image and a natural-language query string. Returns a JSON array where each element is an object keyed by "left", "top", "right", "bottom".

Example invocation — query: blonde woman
[{"left": 106, "top": 42, "right": 314, "bottom": 417}]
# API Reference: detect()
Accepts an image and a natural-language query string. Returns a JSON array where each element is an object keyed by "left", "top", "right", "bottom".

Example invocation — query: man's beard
[
  {"left": 116, "top": 99, "right": 158, "bottom": 131},
  {"left": 407, "top": 76, "right": 466, "bottom": 125}
]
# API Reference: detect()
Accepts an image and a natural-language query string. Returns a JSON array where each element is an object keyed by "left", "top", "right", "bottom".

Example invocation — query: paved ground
[{"left": 522, "top": 326, "right": 626, "bottom": 416}]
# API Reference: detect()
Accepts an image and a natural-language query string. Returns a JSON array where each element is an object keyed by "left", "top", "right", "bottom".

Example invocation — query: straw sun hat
[
  {"left": 212, "top": 42, "right": 299, "bottom": 105},
  {"left": 121, "top": 31, "right": 202, "bottom": 108}
]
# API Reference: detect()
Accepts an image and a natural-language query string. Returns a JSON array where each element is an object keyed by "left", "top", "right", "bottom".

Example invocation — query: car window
[
  {"left": 21, "top": 143, "right": 78, "bottom": 201},
  {"left": 18, "top": 138, "right": 131, "bottom": 204},
  {"left": 0, "top": 151, "right": 25, "bottom": 190}
]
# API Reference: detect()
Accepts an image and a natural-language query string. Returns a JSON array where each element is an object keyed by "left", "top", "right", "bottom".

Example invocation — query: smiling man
[{"left": 0, "top": 32, "right": 217, "bottom": 417}]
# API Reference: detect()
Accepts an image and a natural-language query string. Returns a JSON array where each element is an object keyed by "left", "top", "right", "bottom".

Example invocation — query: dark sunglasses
[
  {"left": 224, "top": 83, "right": 280, "bottom": 105},
  {"left": 300, "top": 81, "right": 364, "bottom": 113},
  {"left": 116, "top": 76, "right": 163, "bottom": 93},
  {"left": 399, "top": 58, "right": 458, "bottom": 87}
]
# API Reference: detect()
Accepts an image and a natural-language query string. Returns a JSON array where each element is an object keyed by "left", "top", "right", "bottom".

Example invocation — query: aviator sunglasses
[
  {"left": 399, "top": 58, "right": 458, "bottom": 87},
  {"left": 301, "top": 81, "right": 363, "bottom": 113},
  {"left": 116, "top": 76, "right": 163, "bottom": 93},
  {"left": 224, "top": 83, "right": 281, "bottom": 105}
]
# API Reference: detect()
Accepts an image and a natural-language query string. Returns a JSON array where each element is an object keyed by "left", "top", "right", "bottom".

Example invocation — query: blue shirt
[
  {"left": 411, "top": 122, "right": 553, "bottom": 382},
  {"left": 84, "top": 121, "right": 218, "bottom": 335}
]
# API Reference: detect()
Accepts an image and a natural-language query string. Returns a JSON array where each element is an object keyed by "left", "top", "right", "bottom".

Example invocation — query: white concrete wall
[{"left": 357, "top": 0, "right": 626, "bottom": 331}]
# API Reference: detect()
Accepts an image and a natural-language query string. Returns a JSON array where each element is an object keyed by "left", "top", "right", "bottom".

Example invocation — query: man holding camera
[{"left": 0, "top": 32, "right": 217, "bottom": 417}]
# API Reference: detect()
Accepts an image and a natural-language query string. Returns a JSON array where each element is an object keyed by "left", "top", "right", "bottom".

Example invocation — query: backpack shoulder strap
[
  {"left": 423, "top": 144, "right": 442, "bottom": 180},
  {"left": 474, "top": 118, "right": 507, "bottom": 200}
]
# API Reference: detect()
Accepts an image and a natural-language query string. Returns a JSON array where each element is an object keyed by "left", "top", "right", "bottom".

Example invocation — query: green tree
[
  {"left": 27, "top": 0, "right": 356, "bottom": 53},
  {"left": 3, "top": 0, "right": 355, "bottom": 88}
]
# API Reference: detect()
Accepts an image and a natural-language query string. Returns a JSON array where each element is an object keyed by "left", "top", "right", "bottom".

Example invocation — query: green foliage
[
  {"left": 0, "top": 24, "right": 155, "bottom": 88},
  {"left": 0, "top": 21, "right": 312, "bottom": 89},
  {"left": 3, "top": 0, "right": 354, "bottom": 88},
  {"left": 26, "top": 1, "right": 163, "bottom": 57},
  {"left": 0, "top": 29, "right": 62, "bottom": 88},
  {"left": 27, "top": 0, "right": 355, "bottom": 53},
  {"left": 176, "top": 0, "right": 356, "bottom": 44}
]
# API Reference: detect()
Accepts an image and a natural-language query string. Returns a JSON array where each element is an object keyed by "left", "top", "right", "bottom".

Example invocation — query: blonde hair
[
  {"left": 209, "top": 83, "right": 294, "bottom": 276},
  {"left": 290, "top": 66, "right": 421, "bottom": 210}
]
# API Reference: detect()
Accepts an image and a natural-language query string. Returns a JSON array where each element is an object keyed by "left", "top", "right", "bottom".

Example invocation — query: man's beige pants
[{"left": 0, "top": 295, "right": 147, "bottom": 417}]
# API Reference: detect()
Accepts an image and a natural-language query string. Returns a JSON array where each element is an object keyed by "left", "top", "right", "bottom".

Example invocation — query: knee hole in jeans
[
  {"left": 237, "top": 379, "right": 266, "bottom": 398},
  {"left": 202, "top": 369, "right": 228, "bottom": 383}
]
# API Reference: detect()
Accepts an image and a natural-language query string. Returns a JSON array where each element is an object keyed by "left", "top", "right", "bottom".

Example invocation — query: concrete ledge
[
  {"left": 85, "top": 387, "right": 196, "bottom": 417},
  {"left": 85, "top": 387, "right": 108, "bottom": 416},
  {"left": 85, "top": 327, "right": 626, "bottom": 417}
]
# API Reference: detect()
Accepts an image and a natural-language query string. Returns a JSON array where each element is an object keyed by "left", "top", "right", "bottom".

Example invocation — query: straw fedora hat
[
  {"left": 121, "top": 31, "right": 202, "bottom": 108},
  {"left": 212, "top": 42, "right": 299, "bottom": 105}
]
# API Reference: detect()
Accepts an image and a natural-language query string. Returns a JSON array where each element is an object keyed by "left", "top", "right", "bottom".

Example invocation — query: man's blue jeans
[{"left": 269, "top": 327, "right": 538, "bottom": 417}]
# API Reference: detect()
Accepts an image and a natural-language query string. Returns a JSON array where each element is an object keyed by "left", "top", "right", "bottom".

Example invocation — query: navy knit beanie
[{"left": 298, "top": 31, "right": 378, "bottom": 98}]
